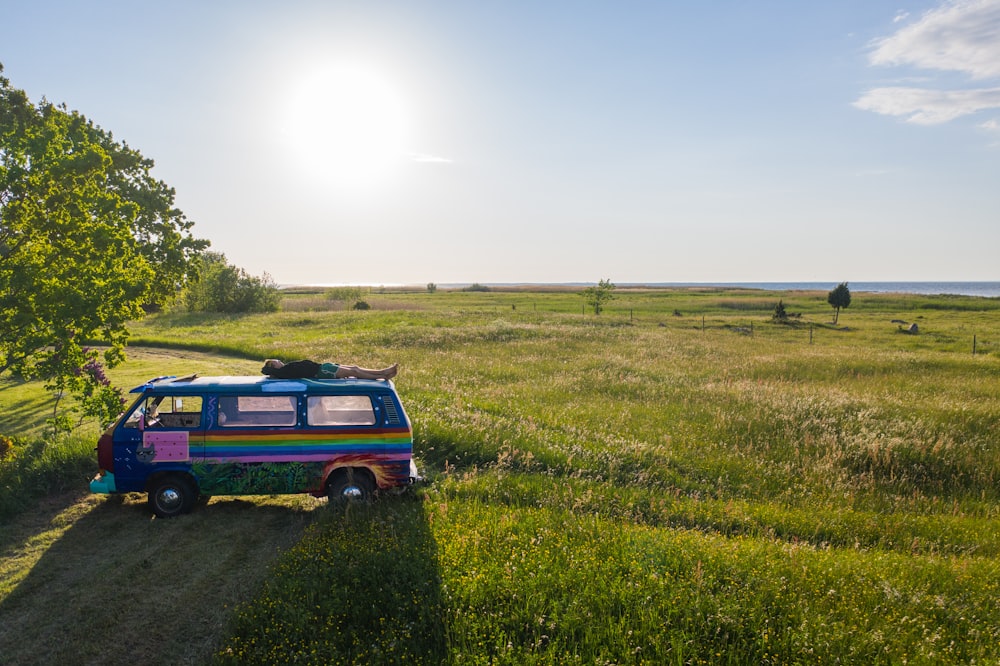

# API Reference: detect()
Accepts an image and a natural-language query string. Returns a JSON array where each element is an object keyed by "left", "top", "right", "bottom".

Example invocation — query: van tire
[
  {"left": 326, "top": 468, "right": 375, "bottom": 502},
  {"left": 148, "top": 474, "right": 197, "bottom": 518}
]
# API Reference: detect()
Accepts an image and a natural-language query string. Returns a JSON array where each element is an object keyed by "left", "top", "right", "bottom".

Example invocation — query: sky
[{"left": 2, "top": 0, "right": 999, "bottom": 285}]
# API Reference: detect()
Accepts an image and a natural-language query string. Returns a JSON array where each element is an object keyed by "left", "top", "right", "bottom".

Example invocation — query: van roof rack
[{"left": 130, "top": 373, "right": 199, "bottom": 393}]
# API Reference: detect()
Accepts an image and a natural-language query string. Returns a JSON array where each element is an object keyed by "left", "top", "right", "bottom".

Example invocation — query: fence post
[
  {"left": 973, "top": 335, "right": 977, "bottom": 355},
  {"left": 810, "top": 323, "right": 814, "bottom": 345},
  {"left": 702, "top": 315, "right": 705, "bottom": 332}
]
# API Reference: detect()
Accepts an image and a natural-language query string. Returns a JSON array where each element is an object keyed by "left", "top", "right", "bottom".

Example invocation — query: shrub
[
  {"left": 352, "top": 300, "right": 371, "bottom": 310},
  {"left": 326, "top": 286, "right": 364, "bottom": 302},
  {"left": 772, "top": 300, "right": 788, "bottom": 322},
  {"left": 182, "top": 252, "right": 280, "bottom": 313}
]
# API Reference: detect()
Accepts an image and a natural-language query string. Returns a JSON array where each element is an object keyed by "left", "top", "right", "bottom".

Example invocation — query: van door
[
  {"left": 113, "top": 394, "right": 205, "bottom": 491},
  {"left": 131, "top": 394, "right": 205, "bottom": 462}
]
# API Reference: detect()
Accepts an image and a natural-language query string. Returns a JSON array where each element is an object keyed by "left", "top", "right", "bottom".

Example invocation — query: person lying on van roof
[{"left": 261, "top": 359, "right": 399, "bottom": 381}]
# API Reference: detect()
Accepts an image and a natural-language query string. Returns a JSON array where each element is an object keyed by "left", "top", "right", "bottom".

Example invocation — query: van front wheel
[
  {"left": 148, "top": 475, "right": 197, "bottom": 518},
  {"left": 326, "top": 468, "right": 375, "bottom": 502}
]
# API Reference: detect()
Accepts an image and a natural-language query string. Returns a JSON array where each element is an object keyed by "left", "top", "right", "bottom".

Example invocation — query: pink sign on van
[{"left": 142, "top": 431, "right": 190, "bottom": 462}]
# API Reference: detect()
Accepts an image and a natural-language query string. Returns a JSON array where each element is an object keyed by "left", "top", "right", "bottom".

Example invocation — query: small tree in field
[
  {"left": 828, "top": 282, "right": 851, "bottom": 324},
  {"left": 582, "top": 279, "right": 616, "bottom": 315}
]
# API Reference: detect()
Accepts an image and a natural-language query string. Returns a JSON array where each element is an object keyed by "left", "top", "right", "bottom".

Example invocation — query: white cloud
[
  {"left": 857, "top": 0, "right": 1000, "bottom": 125},
  {"left": 870, "top": 0, "right": 1000, "bottom": 79},
  {"left": 854, "top": 86, "right": 1000, "bottom": 123},
  {"left": 980, "top": 118, "right": 1000, "bottom": 130}
]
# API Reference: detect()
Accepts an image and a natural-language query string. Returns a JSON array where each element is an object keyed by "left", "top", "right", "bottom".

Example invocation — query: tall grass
[{"left": 0, "top": 435, "right": 95, "bottom": 521}]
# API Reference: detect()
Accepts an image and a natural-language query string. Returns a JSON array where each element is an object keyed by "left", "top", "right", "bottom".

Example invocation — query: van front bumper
[{"left": 90, "top": 471, "right": 117, "bottom": 494}]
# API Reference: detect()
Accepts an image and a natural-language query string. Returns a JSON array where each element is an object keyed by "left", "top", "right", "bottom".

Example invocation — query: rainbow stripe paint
[
  {"left": 192, "top": 427, "right": 414, "bottom": 495},
  {"left": 202, "top": 427, "right": 412, "bottom": 463}
]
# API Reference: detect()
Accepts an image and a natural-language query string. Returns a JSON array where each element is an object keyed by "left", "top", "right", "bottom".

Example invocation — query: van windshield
[{"left": 122, "top": 395, "right": 203, "bottom": 429}]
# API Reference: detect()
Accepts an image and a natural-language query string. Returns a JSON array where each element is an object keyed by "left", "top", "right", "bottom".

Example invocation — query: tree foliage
[
  {"left": 582, "top": 278, "right": 616, "bottom": 315},
  {"left": 182, "top": 252, "right": 280, "bottom": 313},
  {"left": 0, "top": 64, "right": 207, "bottom": 427},
  {"left": 827, "top": 282, "right": 851, "bottom": 324}
]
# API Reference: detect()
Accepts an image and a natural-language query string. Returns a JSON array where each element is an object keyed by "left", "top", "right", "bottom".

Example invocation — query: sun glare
[{"left": 283, "top": 63, "right": 409, "bottom": 189}]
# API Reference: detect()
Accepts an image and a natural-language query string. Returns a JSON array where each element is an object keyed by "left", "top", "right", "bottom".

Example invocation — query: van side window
[
  {"left": 218, "top": 395, "right": 297, "bottom": 427},
  {"left": 307, "top": 395, "right": 376, "bottom": 426},
  {"left": 124, "top": 396, "right": 203, "bottom": 429}
]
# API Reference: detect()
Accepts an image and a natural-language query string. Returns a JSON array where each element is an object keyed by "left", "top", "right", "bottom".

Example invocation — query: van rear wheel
[
  {"left": 326, "top": 468, "right": 375, "bottom": 502},
  {"left": 148, "top": 475, "right": 197, "bottom": 518}
]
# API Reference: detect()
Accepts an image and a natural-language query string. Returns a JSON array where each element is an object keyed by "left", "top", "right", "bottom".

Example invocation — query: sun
[{"left": 283, "top": 62, "right": 409, "bottom": 189}]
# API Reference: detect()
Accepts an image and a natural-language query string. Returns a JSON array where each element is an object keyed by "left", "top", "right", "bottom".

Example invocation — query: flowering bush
[{"left": 44, "top": 347, "right": 126, "bottom": 435}]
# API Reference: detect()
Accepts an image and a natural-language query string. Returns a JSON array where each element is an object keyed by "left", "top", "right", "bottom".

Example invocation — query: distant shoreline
[{"left": 287, "top": 282, "right": 1000, "bottom": 298}]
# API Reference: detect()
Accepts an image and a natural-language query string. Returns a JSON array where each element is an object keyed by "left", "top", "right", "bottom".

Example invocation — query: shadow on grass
[
  {"left": 214, "top": 493, "right": 447, "bottom": 664},
  {"left": 0, "top": 386, "right": 54, "bottom": 435},
  {"left": 0, "top": 493, "right": 313, "bottom": 666}
]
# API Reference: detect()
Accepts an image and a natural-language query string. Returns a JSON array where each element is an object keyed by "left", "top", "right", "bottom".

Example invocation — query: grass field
[{"left": 1, "top": 286, "right": 999, "bottom": 664}]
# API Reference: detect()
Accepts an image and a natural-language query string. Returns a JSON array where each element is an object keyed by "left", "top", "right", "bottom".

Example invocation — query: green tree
[
  {"left": 182, "top": 252, "right": 280, "bottom": 313},
  {"left": 827, "top": 282, "right": 851, "bottom": 324},
  {"left": 582, "top": 278, "right": 616, "bottom": 315},
  {"left": 0, "top": 64, "right": 207, "bottom": 427}
]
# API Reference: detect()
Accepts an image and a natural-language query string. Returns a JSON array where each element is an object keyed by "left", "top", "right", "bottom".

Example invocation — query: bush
[
  {"left": 772, "top": 300, "right": 788, "bottom": 322},
  {"left": 326, "top": 286, "right": 364, "bottom": 302},
  {"left": 183, "top": 252, "right": 280, "bottom": 314},
  {"left": 352, "top": 300, "right": 371, "bottom": 310}
]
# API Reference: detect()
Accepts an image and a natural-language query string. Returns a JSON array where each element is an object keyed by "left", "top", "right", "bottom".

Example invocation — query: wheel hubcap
[
  {"left": 158, "top": 487, "right": 182, "bottom": 511},
  {"left": 341, "top": 485, "right": 363, "bottom": 499}
]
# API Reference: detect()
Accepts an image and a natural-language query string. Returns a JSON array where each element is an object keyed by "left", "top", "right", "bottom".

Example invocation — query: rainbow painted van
[{"left": 89, "top": 374, "right": 418, "bottom": 517}]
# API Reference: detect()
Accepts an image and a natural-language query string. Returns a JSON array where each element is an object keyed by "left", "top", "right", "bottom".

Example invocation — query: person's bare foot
[{"left": 385, "top": 363, "right": 399, "bottom": 379}]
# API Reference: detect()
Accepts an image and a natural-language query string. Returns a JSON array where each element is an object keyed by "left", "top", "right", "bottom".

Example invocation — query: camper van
[{"left": 89, "top": 374, "right": 417, "bottom": 517}]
